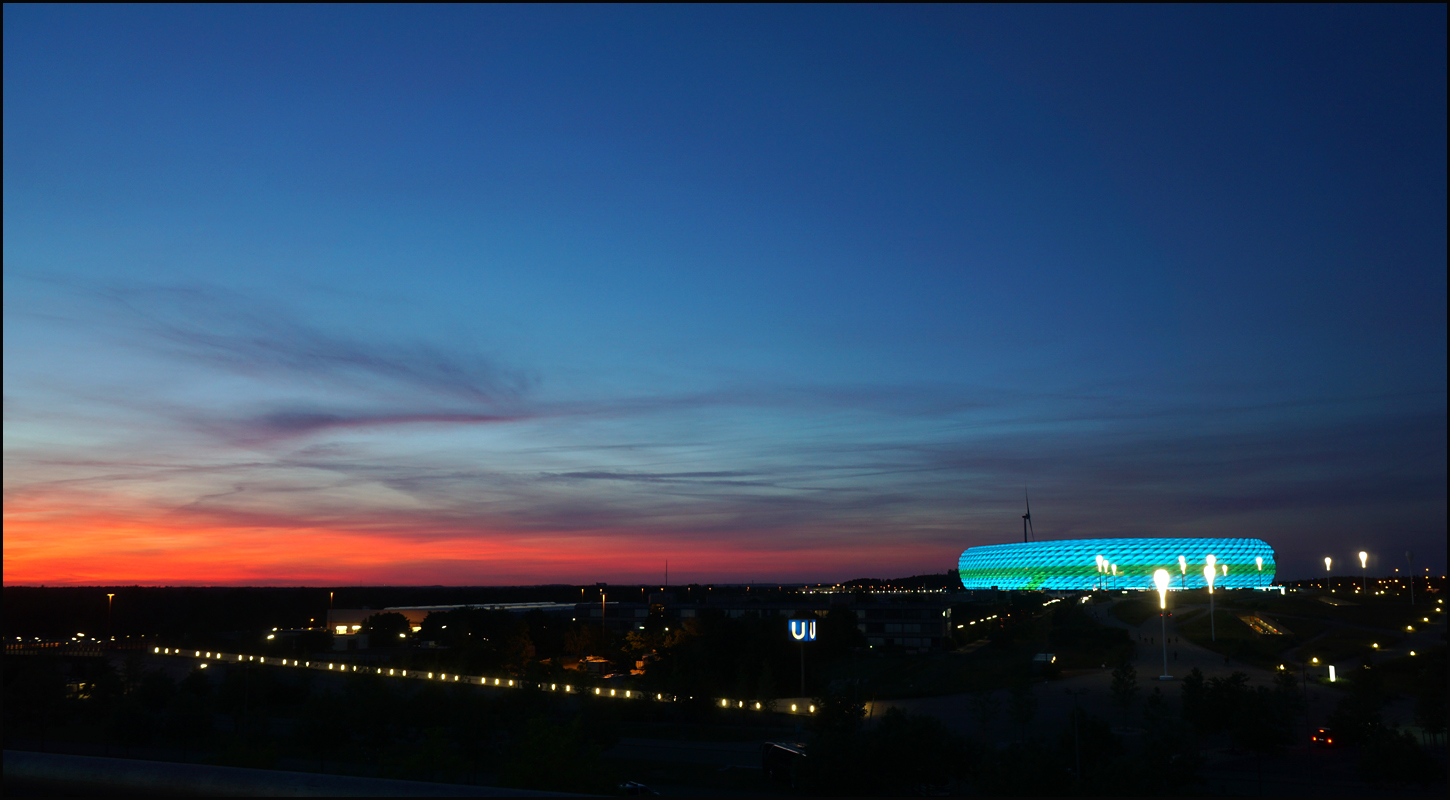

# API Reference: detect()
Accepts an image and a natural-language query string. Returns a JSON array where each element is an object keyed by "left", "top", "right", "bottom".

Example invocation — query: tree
[
  {"left": 1055, "top": 709, "right": 1124, "bottom": 791},
  {"left": 121, "top": 651, "right": 147, "bottom": 696},
  {"left": 1327, "top": 664, "right": 1386, "bottom": 745},
  {"left": 969, "top": 690, "right": 1001, "bottom": 737},
  {"left": 295, "top": 629, "right": 333, "bottom": 654},
  {"left": 178, "top": 665, "right": 212, "bottom": 698},
  {"left": 137, "top": 668, "right": 177, "bottom": 712},
  {"left": 1110, "top": 662, "right": 1138, "bottom": 724},
  {"left": 1412, "top": 652, "right": 1447, "bottom": 746},
  {"left": 1179, "top": 667, "right": 1207, "bottom": 729},
  {"left": 360, "top": 612, "right": 411, "bottom": 645},
  {"left": 4, "top": 656, "right": 67, "bottom": 740},
  {"left": 1358, "top": 727, "right": 1442, "bottom": 787},
  {"left": 1139, "top": 686, "right": 1202, "bottom": 793},
  {"left": 812, "top": 690, "right": 867, "bottom": 736},
  {"left": 1008, "top": 678, "right": 1038, "bottom": 740}
]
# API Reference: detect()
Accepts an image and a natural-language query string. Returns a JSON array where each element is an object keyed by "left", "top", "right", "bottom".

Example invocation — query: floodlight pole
[
  {"left": 1203, "top": 564, "right": 1217, "bottom": 642},
  {"left": 1406, "top": 552, "right": 1415, "bottom": 605},
  {"left": 1161, "top": 606, "right": 1169, "bottom": 675},
  {"left": 1154, "top": 569, "right": 1171, "bottom": 680},
  {"left": 1065, "top": 687, "right": 1085, "bottom": 780}
]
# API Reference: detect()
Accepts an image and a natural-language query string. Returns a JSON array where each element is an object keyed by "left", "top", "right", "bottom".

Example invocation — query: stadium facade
[{"left": 957, "top": 537, "right": 1275, "bottom": 591}]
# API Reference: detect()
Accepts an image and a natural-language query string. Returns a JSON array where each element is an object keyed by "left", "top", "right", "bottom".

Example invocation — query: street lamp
[
  {"left": 106, "top": 593, "right": 115, "bottom": 639},
  {"left": 1154, "top": 569, "right": 1172, "bottom": 680},
  {"left": 1406, "top": 552, "right": 1415, "bottom": 605},
  {"left": 1358, "top": 551, "right": 1368, "bottom": 594},
  {"left": 1178, "top": 555, "right": 1188, "bottom": 593},
  {"left": 1204, "top": 563, "right": 1217, "bottom": 642}
]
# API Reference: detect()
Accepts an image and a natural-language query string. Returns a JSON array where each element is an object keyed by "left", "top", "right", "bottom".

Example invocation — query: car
[
  {"left": 617, "top": 780, "right": 659, "bottom": 796},
  {"left": 1311, "top": 727, "right": 1340, "bottom": 748}
]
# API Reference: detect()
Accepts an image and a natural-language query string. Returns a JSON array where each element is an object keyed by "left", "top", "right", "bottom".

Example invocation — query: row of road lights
[
  {"left": 1326, "top": 550, "right": 1418, "bottom": 603},
  {"left": 1096, "top": 553, "right": 1255, "bottom": 643},
  {"left": 153, "top": 646, "right": 819, "bottom": 715},
  {"left": 1093, "top": 553, "right": 1258, "bottom": 593},
  {"left": 1145, "top": 550, "right": 1426, "bottom": 684}
]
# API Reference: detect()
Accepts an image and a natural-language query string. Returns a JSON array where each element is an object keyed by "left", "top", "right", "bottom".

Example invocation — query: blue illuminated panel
[
  {"left": 788, "top": 619, "right": 817, "bottom": 641},
  {"left": 957, "top": 538, "right": 1275, "bottom": 591}
]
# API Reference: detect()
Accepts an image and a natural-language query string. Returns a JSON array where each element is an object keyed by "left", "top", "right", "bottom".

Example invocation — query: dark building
[{"left": 578, "top": 595, "right": 954, "bottom": 652}]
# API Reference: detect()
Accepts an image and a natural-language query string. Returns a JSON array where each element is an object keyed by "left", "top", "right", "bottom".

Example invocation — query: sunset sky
[{"left": 4, "top": 5, "right": 1445, "bottom": 585}]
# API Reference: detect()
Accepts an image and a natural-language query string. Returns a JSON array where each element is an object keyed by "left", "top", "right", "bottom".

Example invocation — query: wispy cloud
[
  {"left": 100, "top": 282, "right": 534, "bottom": 405},
  {"left": 4, "top": 277, "right": 1444, "bottom": 583}
]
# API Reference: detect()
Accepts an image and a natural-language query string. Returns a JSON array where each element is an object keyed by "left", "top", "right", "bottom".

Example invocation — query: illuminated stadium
[{"left": 957, "top": 538, "right": 1275, "bottom": 591}]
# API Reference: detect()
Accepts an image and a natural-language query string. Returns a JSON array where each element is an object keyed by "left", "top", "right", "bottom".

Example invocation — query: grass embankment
[
  {"left": 1177, "top": 609, "right": 1280, "bottom": 668},
  {"left": 815, "top": 602, "right": 1133, "bottom": 698},
  {"left": 1238, "top": 592, "right": 1431, "bottom": 631},
  {"left": 1293, "top": 627, "right": 1401, "bottom": 666},
  {"left": 1175, "top": 590, "right": 1435, "bottom": 670},
  {"left": 1371, "top": 646, "right": 1446, "bottom": 696}
]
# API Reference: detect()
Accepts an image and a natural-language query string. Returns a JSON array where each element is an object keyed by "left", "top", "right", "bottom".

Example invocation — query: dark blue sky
[{"left": 4, "top": 5, "right": 1445, "bottom": 584}]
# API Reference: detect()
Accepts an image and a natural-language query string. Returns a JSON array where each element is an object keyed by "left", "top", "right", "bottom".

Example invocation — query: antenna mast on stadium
[{"left": 1022, "top": 490, "right": 1034, "bottom": 543}]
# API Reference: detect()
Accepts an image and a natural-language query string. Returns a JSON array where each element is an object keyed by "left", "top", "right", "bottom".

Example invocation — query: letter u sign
[{"left": 789, "top": 619, "right": 817, "bottom": 641}]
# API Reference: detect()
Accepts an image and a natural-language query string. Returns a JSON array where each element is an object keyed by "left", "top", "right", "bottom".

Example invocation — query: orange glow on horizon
[{"left": 3, "top": 496, "right": 949, "bottom": 585}]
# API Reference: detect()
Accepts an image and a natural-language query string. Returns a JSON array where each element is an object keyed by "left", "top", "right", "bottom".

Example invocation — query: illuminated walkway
[{"left": 149, "top": 646, "right": 816, "bottom": 717}]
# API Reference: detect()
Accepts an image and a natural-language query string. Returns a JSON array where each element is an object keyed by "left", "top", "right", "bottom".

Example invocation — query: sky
[{"left": 4, "top": 5, "right": 1445, "bottom": 586}]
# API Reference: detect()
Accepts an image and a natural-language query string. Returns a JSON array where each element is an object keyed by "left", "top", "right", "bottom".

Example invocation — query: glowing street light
[
  {"left": 1406, "top": 551, "right": 1415, "bottom": 605},
  {"left": 1204, "top": 563, "right": 1218, "bottom": 642},
  {"left": 1178, "top": 555, "right": 1188, "bottom": 593},
  {"left": 1154, "top": 569, "right": 1172, "bottom": 680},
  {"left": 1358, "top": 551, "right": 1368, "bottom": 594}
]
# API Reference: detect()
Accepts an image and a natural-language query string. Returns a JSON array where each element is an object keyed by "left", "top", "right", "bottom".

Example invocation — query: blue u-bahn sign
[{"left": 788, "top": 619, "right": 817, "bottom": 641}]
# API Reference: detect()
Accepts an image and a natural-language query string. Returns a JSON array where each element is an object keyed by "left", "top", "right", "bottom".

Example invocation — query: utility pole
[
  {"left": 799, "top": 638, "right": 806, "bottom": 697},
  {"left": 1065, "top": 688, "right": 1085, "bottom": 780}
]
